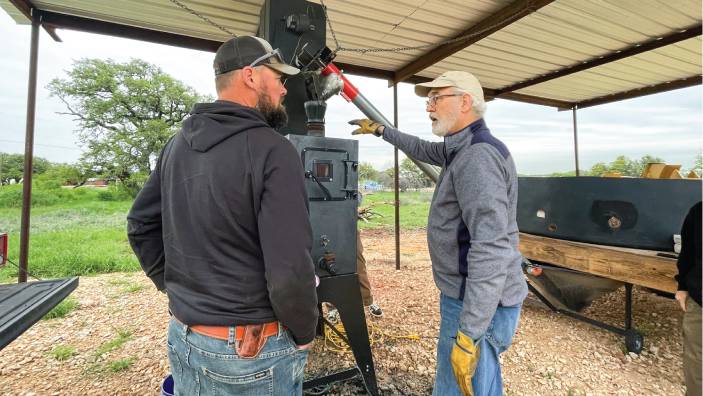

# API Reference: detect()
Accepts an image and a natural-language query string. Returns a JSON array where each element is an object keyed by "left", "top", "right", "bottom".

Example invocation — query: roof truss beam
[
  {"left": 38, "top": 10, "right": 220, "bottom": 52},
  {"left": 392, "top": 0, "right": 555, "bottom": 84},
  {"left": 496, "top": 24, "right": 702, "bottom": 95},
  {"left": 576, "top": 75, "right": 702, "bottom": 109},
  {"left": 337, "top": 64, "right": 574, "bottom": 109},
  {"left": 8, "top": 0, "right": 62, "bottom": 41}
]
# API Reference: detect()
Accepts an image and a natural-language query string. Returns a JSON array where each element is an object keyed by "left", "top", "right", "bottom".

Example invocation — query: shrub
[
  {"left": 0, "top": 185, "right": 78, "bottom": 208},
  {"left": 98, "top": 185, "right": 132, "bottom": 201}
]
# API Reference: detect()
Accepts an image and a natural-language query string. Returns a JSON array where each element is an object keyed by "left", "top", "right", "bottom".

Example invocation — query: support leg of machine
[
  {"left": 623, "top": 283, "right": 644, "bottom": 354},
  {"left": 527, "top": 281, "right": 644, "bottom": 354},
  {"left": 309, "top": 274, "right": 378, "bottom": 395}
]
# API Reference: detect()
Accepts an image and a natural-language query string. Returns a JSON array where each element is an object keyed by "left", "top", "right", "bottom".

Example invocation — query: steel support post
[{"left": 19, "top": 11, "right": 40, "bottom": 283}]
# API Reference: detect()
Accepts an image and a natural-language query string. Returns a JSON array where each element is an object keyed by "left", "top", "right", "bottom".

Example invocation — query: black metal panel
[
  {"left": 258, "top": 0, "right": 327, "bottom": 135},
  {"left": 518, "top": 177, "right": 702, "bottom": 251},
  {"left": 0, "top": 277, "right": 79, "bottom": 350},
  {"left": 311, "top": 274, "right": 378, "bottom": 395},
  {"left": 288, "top": 135, "right": 358, "bottom": 276}
]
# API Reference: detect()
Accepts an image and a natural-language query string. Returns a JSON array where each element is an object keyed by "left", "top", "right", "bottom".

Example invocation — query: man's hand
[
  {"left": 675, "top": 290, "right": 688, "bottom": 311},
  {"left": 349, "top": 119, "right": 384, "bottom": 136},
  {"left": 451, "top": 331, "right": 480, "bottom": 396}
]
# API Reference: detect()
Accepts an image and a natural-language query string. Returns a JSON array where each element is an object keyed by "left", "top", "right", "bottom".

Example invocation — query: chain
[
  {"left": 320, "top": 0, "right": 536, "bottom": 55},
  {"left": 168, "top": 0, "right": 236, "bottom": 37},
  {"left": 319, "top": 0, "right": 341, "bottom": 52}
]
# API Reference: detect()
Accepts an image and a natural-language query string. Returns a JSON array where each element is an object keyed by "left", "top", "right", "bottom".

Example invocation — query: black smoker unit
[
  {"left": 259, "top": 0, "right": 378, "bottom": 394},
  {"left": 518, "top": 176, "right": 702, "bottom": 252},
  {"left": 518, "top": 176, "right": 701, "bottom": 353}
]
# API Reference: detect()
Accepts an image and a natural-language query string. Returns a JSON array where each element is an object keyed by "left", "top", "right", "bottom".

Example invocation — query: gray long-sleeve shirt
[{"left": 383, "top": 118, "right": 527, "bottom": 339}]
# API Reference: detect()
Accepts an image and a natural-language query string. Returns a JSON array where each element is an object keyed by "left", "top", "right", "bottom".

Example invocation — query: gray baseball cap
[{"left": 213, "top": 36, "right": 300, "bottom": 76}]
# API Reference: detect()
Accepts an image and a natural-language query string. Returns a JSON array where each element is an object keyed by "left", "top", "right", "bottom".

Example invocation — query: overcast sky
[{"left": 1, "top": 11, "right": 701, "bottom": 175}]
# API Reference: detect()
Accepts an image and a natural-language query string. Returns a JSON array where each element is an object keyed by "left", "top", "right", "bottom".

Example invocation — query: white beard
[{"left": 431, "top": 108, "right": 460, "bottom": 137}]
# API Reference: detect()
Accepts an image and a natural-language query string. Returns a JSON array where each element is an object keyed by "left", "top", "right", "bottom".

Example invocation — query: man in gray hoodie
[{"left": 350, "top": 71, "right": 527, "bottom": 396}]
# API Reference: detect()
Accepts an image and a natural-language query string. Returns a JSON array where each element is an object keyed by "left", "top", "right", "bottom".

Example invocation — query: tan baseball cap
[{"left": 415, "top": 71, "right": 484, "bottom": 102}]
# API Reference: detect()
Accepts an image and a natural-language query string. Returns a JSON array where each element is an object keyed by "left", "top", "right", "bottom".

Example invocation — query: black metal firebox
[
  {"left": 261, "top": 0, "right": 379, "bottom": 393},
  {"left": 288, "top": 135, "right": 378, "bottom": 395},
  {"left": 288, "top": 136, "right": 359, "bottom": 277}
]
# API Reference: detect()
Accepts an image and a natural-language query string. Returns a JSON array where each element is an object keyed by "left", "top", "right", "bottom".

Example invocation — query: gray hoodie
[{"left": 383, "top": 118, "right": 527, "bottom": 339}]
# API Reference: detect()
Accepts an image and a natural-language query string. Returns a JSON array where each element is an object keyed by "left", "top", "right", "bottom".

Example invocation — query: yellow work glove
[
  {"left": 348, "top": 119, "right": 383, "bottom": 136},
  {"left": 451, "top": 331, "right": 480, "bottom": 396}
]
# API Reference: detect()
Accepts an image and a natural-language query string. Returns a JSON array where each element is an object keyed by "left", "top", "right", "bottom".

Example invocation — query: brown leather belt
[{"left": 188, "top": 321, "right": 282, "bottom": 341}]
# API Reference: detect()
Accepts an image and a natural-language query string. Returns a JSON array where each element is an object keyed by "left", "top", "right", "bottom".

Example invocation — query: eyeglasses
[
  {"left": 426, "top": 93, "right": 463, "bottom": 107},
  {"left": 249, "top": 48, "right": 286, "bottom": 68}
]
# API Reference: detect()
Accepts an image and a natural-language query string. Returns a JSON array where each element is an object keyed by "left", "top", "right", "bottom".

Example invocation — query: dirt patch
[{"left": 0, "top": 229, "right": 686, "bottom": 395}]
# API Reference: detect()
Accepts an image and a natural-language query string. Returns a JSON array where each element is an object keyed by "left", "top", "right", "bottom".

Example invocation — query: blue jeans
[
  {"left": 167, "top": 318, "right": 308, "bottom": 396},
  {"left": 433, "top": 293, "right": 521, "bottom": 396}
]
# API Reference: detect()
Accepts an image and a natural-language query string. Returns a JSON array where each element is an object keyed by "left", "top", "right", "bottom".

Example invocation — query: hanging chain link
[
  {"left": 319, "top": 0, "right": 537, "bottom": 55},
  {"left": 319, "top": 0, "right": 341, "bottom": 52},
  {"left": 169, "top": 0, "right": 236, "bottom": 37}
]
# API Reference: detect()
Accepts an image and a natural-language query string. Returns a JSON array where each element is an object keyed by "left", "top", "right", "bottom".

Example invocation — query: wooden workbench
[{"left": 519, "top": 233, "right": 678, "bottom": 293}]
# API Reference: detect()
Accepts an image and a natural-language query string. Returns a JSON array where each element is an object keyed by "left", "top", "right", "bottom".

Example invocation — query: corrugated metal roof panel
[
  {"left": 0, "top": 0, "right": 29, "bottom": 23},
  {"left": 517, "top": 38, "right": 702, "bottom": 102},
  {"left": 0, "top": 0, "right": 699, "bottom": 107},
  {"left": 32, "top": 0, "right": 263, "bottom": 40},
  {"left": 323, "top": 0, "right": 512, "bottom": 71}
]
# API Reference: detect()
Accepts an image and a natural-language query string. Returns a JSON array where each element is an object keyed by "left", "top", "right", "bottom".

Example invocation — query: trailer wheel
[{"left": 624, "top": 329, "right": 644, "bottom": 354}]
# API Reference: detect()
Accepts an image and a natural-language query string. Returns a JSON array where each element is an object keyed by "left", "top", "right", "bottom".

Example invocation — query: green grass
[
  {"left": 0, "top": 186, "right": 137, "bottom": 281},
  {"left": 358, "top": 191, "right": 432, "bottom": 229},
  {"left": 107, "top": 278, "right": 131, "bottom": 286},
  {"left": 94, "top": 328, "right": 132, "bottom": 358},
  {"left": 123, "top": 283, "right": 145, "bottom": 293},
  {"left": 0, "top": 186, "right": 434, "bottom": 281},
  {"left": 43, "top": 297, "right": 79, "bottom": 320},
  {"left": 48, "top": 345, "right": 78, "bottom": 360},
  {"left": 107, "top": 356, "right": 136, "bottom": 372}
]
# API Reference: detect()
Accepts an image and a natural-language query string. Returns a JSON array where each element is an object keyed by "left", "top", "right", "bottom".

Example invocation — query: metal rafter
[
  {"left": 8, "top": 0, "right": 61, "bottom": 41},
  {"left": 392, "top": 0, "right": 555, "bottom": 84},
  {"left": 576, "top": 75, "right": 702, "bottom": 109},
  {"left": 333, "top": 64, "right": 574, "bottom": 108},
  {"left": 39, "top": 10, "right": 220, "bottom": 52},
  {"left": 496, "top": 24, "right": 703, "bottom": 95}
]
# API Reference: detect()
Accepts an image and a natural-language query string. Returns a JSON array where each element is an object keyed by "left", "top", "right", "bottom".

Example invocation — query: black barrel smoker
[{"left": 258, "top": 0, "right": 377, "bottom": 393}]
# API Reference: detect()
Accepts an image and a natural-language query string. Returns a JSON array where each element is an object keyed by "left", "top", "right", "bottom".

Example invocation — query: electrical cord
[
  {"left": 322, "top": 314, "right": 422, "bottom": 354},
  {"left": 4, "top": 257, "right": 43, "bottom": 282}
]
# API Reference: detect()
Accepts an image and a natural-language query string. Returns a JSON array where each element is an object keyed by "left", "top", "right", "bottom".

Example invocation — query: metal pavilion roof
[{"left": 2, "top": 0, "right": 701, "bottom": 109}]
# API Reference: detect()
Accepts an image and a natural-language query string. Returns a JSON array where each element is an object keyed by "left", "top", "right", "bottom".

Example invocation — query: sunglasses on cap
[{"left": 249, "top": 48, "right": 286, "bottom": 68}]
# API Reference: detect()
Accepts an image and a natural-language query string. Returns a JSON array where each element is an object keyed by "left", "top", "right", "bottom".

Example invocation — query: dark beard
[{"left": 257, "top": 92, "right": 288, "bottom": 130}]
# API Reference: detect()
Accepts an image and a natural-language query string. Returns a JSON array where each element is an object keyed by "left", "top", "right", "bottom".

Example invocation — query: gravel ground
[{"left": 0, "top": 229, "right": 686, "bottom": 395}]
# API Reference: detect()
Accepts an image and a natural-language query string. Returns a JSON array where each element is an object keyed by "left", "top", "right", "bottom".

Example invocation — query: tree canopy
[
  {"left": 0, "top": 152, "right": 51, "bottom": 184},
  {"left": 48, "top": 58, "right": 209, "bottom": 187},
  {"left": 358, "top": 162, "right": 380, "bottom": 182}
]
